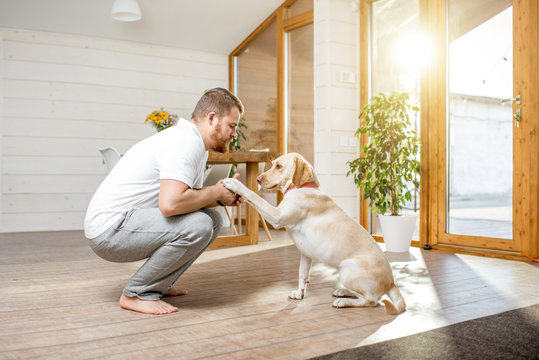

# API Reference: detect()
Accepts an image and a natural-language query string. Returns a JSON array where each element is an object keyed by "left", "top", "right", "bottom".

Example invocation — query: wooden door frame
[
  {"left": 360, "top": 0, "right": 539, "bottom": 260},
  {"left": 512, "top": 0, "right": 539, "bottom": 260}
]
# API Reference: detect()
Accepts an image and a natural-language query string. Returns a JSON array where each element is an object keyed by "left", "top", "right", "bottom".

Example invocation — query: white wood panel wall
[
  {"left": 0, "top": 29, "right": 227, "bottom": 232},
  {"left": 313, "top": 0, "right": 360, "bottom": 220}
]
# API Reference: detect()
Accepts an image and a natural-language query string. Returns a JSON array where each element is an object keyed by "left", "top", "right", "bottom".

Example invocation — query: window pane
[
  {"left": 447, "top": 1, "right": 512, "bottom": 239},
  {"left": 370, "top": 0, "right": 420, "bottom": 238},
  {"left": 287, "top": 24, "right": 314, "bottom": 164},
  {"left": 235, "top": 19, "right": 278, "bottom": 152},
  {"left": 371, "top": 0, "right": 420, "bottom": 95}
]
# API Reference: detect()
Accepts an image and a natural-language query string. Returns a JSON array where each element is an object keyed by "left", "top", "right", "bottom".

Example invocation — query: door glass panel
[
  {"left": 233, "top": 19, "right": 279, "bottom": 229},
  {"left": 286, "top": 24, "right": 314, "bottom": 164},
  {"left": 370, "top": 0, "right": 420, "bottom": 238},
  {"left": 234, "top": 19, "right": 278, "bottom": 153},
  {"left": 447, "top": 1, "right": 513, "bottom": 239}
]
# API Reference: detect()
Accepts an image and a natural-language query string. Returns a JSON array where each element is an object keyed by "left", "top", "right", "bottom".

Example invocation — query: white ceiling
[{"left": 0, "top": 0, "right": 284, "bottom": 54}]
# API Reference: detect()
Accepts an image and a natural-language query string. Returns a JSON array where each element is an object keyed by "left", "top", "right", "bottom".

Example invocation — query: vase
[{"left": 378, "top": 214, "right": 417, "bottom": 252}]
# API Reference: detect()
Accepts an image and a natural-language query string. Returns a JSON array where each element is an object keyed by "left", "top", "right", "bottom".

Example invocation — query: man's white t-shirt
[{"left": 84, "top": 118, "right": 208, "bottom": 239}]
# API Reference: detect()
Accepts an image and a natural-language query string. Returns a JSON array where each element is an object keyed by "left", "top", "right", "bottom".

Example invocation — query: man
[{"left": 85, "top": 88, "right": 244, "bottom": 315}]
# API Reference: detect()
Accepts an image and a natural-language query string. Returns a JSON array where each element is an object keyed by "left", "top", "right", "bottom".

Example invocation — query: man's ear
[
  {"left": 292, "top": 157, "right": 313, "bottom": 186},
  {"left": 207, "top": 111, "right": 216, "bottom": 124}
]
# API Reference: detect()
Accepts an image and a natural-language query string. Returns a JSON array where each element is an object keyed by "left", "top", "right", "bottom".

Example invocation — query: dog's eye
[{"left": 275, "top": 164, "right": 282, "bottom": 169}]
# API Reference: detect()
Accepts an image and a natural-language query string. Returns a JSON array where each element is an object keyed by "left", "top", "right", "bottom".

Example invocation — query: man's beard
[
  {"left": 213, "top": 139, "right": 230, "bottom": 153},
  {"left": 210, "top": 123, "right": 231, "bottom": 153}
]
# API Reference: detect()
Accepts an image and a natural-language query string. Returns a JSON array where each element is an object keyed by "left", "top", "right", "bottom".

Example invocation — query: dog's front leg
[
  {"left": 222, "top": 178, "right": 287, "bottom": 228},
  {"left": 288, "top": 254, "right": 312, "bottom": 300}
]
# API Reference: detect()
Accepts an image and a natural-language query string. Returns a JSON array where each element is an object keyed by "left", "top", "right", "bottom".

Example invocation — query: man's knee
[{"left": 188, "top": 210, "right": 221, "bottom": 245}]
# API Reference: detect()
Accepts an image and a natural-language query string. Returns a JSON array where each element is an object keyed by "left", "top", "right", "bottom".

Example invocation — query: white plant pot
[{"left": 379, "top": 214, "right": 417, "bottom": 252}]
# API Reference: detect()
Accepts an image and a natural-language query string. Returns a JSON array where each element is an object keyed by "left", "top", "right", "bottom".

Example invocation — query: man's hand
[
  {"left": 159, "top": 174, "right": 244, "bottom": 217},
  {"left": 216, "top": 173, "right": 243, "bottom": 206}
]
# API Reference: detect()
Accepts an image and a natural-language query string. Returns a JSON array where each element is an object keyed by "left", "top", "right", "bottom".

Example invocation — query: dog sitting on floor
[{"left": 223, "top": 152, "right": 406, "bottom": 314}]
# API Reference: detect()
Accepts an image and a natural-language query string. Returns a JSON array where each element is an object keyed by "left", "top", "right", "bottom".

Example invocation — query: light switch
[{"left": 339, "top": 71, "right": 356, "bottom": 83}]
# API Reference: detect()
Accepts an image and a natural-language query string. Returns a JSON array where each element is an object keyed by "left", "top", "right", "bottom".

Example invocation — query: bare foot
[
  {"left": 164, "top": 288, "right": 189, "bottom": 297},
  {"left": 119, "top": 294, "right": 178, "bottom": 315}
]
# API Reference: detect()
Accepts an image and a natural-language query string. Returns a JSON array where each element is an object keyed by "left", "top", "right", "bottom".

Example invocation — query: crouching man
[{"left": 84, "top": 88, "right": 244, "bottom": 314}]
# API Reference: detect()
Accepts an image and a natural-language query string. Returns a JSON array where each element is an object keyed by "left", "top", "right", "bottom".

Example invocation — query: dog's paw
[
  {"left": 332, "top": 298, "right": 352, "bottom": 308},
  {"left": 222, "top": 178, "right": 245, "bottom": 194},
  {"left": 332, "top": 289, "right": 356, "bottom": 298},
  {"left": 288, "top": 289, "right": 304, "bottom": 300},
  {"left": 333, "top": 297, "right": 378, "bottom": 308}
]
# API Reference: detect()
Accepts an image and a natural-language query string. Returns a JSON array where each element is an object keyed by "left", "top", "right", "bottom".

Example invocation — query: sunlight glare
[{"left": 395, "top": 30, "right": 434, "bottom": 69}]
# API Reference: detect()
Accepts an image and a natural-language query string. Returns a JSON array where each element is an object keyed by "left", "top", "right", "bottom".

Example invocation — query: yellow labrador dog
[{"left": 223, "top": 153, "right": 406, "bottom": 314}]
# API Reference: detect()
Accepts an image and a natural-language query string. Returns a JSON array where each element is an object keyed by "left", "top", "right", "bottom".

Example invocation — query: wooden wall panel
[
  {"left": 2, "top": 157, "right": 104, "bottom": 175},
  {"left": 3, "top": 174, "right": 103, "bottom": 194},
  {"left": 0, "top": 28, "right": 228, "bottom": 232},
  {"left": 3, "top": 79, "right": 199, "bottom": 110}
]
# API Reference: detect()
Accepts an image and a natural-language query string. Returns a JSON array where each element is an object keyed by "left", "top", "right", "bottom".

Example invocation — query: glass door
[
  {"left": 427, "top": 0, "right": 538, "bottom": 256},
  {"left": 361, "top": 0, "right": 538, "bottom": 257}
]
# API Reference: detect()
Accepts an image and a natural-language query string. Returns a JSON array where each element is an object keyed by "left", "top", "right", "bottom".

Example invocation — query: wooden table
[{"left": 207, "top": 150, "right": 278, "bottom": 247}]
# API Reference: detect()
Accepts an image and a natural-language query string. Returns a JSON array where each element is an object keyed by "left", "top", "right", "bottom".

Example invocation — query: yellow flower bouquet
[{"left": 145, "top": 108, "right": 179, "bottom": 132}]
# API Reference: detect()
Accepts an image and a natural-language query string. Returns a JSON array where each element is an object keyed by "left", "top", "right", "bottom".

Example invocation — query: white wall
[
  {"left": 449, "top": 94, "right": 513, "bottom": 197},
  {"left": 0, "top": 28, "right": 227, "bottom": 232},
  {"left": 314, "top": 0, "right": 360, "bottom": 219}
]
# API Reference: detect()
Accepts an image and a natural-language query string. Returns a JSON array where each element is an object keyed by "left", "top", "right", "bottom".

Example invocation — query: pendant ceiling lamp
[{"left": 111, "top": 0, "right": 142, "bottom": 22}]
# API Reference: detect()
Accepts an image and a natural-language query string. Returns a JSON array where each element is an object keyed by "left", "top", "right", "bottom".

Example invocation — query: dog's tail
[{"left": 381, "top": 283, "right": 406, "bottom": 315}]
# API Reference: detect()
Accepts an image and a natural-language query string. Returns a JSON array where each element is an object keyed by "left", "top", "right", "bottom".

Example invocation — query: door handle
[{"left": 500, "top": 94, "right": 521, "bottom": 105}]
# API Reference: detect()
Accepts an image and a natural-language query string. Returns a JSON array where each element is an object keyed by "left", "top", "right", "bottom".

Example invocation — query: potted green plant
[
  {"left": 347, "top": 92, "right": 421, "bottom": 252},
  {"left": 230, "top": 116, "right": 248, "bottom": 151}
]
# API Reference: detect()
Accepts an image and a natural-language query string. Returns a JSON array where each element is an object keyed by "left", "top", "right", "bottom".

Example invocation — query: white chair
[
  {"left": 203, "top": 164, "right": 238, "bottom": 235},
  {"left": 99, "top": 147, "right": 121, "bottom": 172}
]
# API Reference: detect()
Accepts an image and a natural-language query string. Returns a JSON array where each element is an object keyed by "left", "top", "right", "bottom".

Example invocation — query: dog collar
[{"left": 285, "top": 182, "right": 319, "bottom": 194}]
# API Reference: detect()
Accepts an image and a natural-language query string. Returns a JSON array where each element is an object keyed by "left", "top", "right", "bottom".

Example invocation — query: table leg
[{"left": 245, "top": 162, "right": 259, "bottom": 245}]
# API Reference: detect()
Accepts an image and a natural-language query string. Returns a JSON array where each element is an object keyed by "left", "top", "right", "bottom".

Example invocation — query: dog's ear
[{"left": 292, "top": 157, "right": 313, "bottom": 186}]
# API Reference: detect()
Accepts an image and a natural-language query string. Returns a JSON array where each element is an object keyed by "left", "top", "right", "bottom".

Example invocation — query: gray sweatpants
[{"left": 88, "top": 207, "right": 222, "bottom": 300}]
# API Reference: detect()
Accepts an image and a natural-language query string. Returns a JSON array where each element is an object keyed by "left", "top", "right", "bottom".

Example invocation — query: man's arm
[{"left": 158, "top": 176, "right": 240, "bottom": 217}]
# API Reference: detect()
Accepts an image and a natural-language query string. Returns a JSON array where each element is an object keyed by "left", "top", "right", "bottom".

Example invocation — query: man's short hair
[{"left": 191, "top": 88, "right": 244, "bottom": 121}]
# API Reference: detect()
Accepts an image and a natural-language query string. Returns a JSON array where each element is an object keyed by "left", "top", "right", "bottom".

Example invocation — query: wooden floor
[{"left": 1, "top": 230, "right": 538, "bottom": 360}]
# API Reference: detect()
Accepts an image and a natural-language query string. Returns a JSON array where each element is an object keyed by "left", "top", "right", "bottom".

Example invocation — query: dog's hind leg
[{"left": 333, "top": 259, "right": 379, "bottom": 308}]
